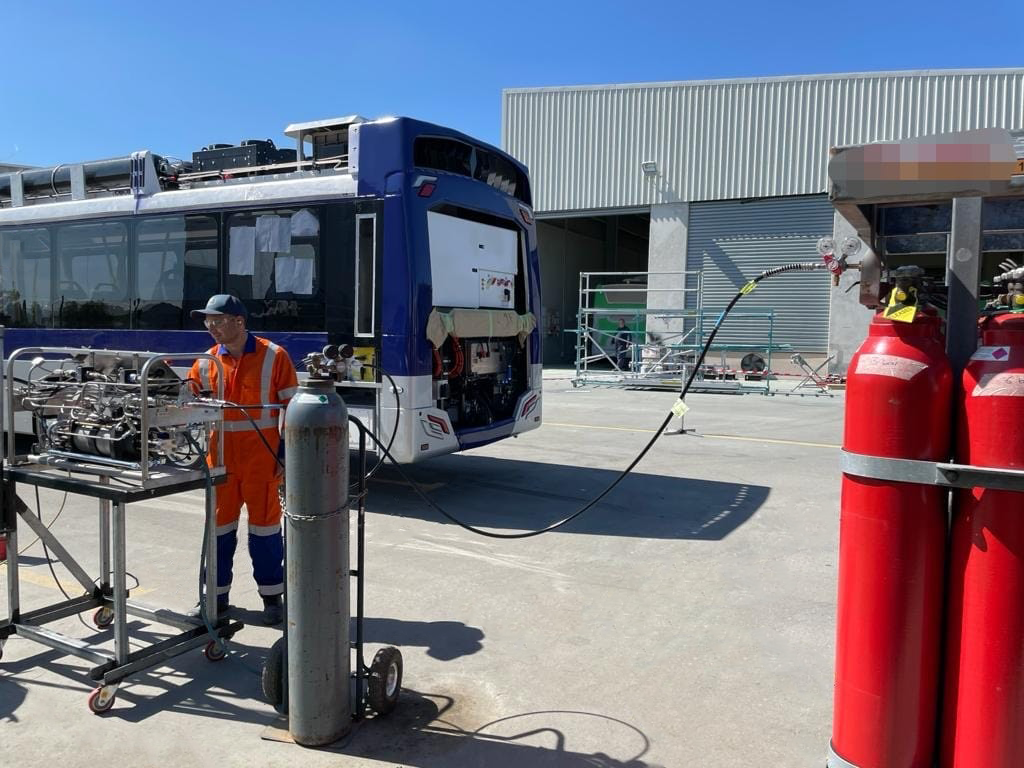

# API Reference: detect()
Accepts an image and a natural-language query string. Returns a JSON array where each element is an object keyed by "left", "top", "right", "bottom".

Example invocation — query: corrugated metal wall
[
  {"left": 503, "top": 70, "right": 1024, "bottom": 213},
  {"left": 687, "top": 196, "right": 834, "bottom": 353}
]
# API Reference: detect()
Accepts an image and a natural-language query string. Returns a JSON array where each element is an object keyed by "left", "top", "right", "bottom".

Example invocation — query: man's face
[{"left": 204, "top": 314, "right": 246, "bottom": 347}]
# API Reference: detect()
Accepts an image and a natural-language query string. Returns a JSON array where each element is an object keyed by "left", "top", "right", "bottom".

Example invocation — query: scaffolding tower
[{"left": 571, "top": 271, "right": 784, "bottom": 394}]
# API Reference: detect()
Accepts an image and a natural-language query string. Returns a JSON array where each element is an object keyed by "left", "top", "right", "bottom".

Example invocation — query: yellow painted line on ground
[
  {"left": 543, "top": 421, "right": 840, "bottom": 450},
  {"left": 700, "top": 433, "right": 840, "bottom": 450},
  {"left": 9, "top": 568, "right": 154, "bottom": 596}
]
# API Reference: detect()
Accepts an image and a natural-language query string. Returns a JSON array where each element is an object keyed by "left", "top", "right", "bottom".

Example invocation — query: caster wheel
[
  {"left": 204, "top": 640, "right": 227, "bottom": 661},
  {"left": 93, "top": 607, "right": 115, "bottom": 628},
  {"left": 261, "top": 636, "right": 287, "bottom": 714},
  {"left": 367, "top": 646, "right": 402, "bottom": 716},
  {"left": 88, "top": 686, "right": 116, "bottom": 714}
]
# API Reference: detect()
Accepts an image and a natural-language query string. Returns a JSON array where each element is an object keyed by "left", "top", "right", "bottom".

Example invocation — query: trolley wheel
[
  {"left": 367, "top": 646, "right": 403, "bottom": 716},
  {"left": 88, "top": 686, "right": 116, "bottom": 714},
  {"left": 261, "top": 636, "right": 288, "bottom": 714},
  {"left": 204, "top": 640, "right": 227, "bottom": 662},
  {"left": 93, "top": 606, "right": 115, "bottom": 628}
]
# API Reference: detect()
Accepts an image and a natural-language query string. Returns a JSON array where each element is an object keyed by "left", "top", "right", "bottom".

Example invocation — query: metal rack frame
[
  {"left": 0, "top": 338, "right": 241, "bottom": 713},
  {"left": 571, "top": 270, "right": 786, "bottom": 394}
]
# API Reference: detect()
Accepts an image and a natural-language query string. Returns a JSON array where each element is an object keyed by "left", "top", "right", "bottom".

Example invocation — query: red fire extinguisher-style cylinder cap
[
  {"left": 865, "top": 306, "right": 943, "bottom": 338},
  {"left": 978, "top": 311, "right": 1024, "bottom": 345}
]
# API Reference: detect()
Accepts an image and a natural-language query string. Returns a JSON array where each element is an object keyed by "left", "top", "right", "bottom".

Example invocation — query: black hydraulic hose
[
  {"left": 350, "top": 365, "right": 400, "bottom": 488},
  {"left": 239, "top": 261, "right": 825, "bottom": 539},
  {"left": 359, "top": 262, "right": 826, "bottom": 539}
]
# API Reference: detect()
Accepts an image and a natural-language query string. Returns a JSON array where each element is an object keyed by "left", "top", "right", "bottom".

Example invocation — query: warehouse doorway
[{"left": 536, "top": 211, "right": 650, "bottom": 365}]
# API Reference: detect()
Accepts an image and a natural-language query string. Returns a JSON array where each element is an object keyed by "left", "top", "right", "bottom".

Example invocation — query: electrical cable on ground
[
  {"left": 355, "top": 365, "right": 401, "bottom": 487},
  {"left": 34, "top": 485, "right": 96, "bottom": 632},
  {"left": 19, "top": 490, "right": 68, "bottom": 555},
  {"left": 361, "top": 263, "right": 826, "bottom": 539},
  {"left": 245, "top": 262, "right": 825, "bottom": 540}
]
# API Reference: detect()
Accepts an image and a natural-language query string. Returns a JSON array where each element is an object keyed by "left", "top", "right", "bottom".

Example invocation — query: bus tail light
[{"left": 413, "top": 174, "right": 438, "bottom": 197}]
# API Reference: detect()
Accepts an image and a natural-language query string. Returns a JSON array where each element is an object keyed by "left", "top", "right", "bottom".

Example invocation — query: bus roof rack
[
  {"left": 283, "top": 115, "right": 367, "bottom": 138},
  {"left": 0, "top": 151, "right": 167, "bottom": 208},
  {"left": 284, "top": 116, "right": 367, "bottom": 169}
]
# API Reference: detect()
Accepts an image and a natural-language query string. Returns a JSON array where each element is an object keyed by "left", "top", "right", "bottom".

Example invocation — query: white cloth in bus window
[
  {"left": 290, "top": 209, "right": 319, "bottom": 237},
  {"left": 274, "top": 254, "right": 314, "bottom": 295},
  {"left": 256, "top": 215, "right": 291, "bottom": 254},
  {"left": 229, "top": 226, "right": 256, "bottom": 275}
]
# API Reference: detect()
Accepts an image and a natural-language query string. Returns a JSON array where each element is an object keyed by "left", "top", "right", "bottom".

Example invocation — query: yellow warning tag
[
  {"left": 740, "top": 280, "right": 757, "bottom": 295},
  {"left": 884, "top": 304, "right": 919, "bottom": 323},
  {"left": 883, "top": 286, "right": 919, "bottom": 323},
  {"left": 671, "top": 400, "right": 690, "bottom": 418}
]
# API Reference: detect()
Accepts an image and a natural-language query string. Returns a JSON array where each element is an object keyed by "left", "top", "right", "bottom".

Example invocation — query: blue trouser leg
[
  {"left": 248, "top": 529, "right": 284, "bottom": 597},
  {"left": 215, "top": 527, "right": 238, "bottom": 599}
]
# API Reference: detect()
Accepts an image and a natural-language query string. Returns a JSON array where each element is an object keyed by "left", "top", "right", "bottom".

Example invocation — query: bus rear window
[{"left": 413, "top": 137, "right": 529, "bottom": 203}]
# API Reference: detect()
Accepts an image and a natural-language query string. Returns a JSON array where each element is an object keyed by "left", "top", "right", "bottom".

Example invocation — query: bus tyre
[
  {"left": 262, "top": 636, "right": 288, "bottom": 714},
  {"left": 367, "top": 646, "right": 402, "bottom": 716}
]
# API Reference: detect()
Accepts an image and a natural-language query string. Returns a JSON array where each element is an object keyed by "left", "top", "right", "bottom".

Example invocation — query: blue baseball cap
[{"left": 190, "top": 294, "right": 248, "bottom": 319}]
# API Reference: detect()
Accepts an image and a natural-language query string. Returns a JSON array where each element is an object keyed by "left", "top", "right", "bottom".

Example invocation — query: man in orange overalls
[{"left": 189, "top": 295, "right": 297, "bottom": 624}]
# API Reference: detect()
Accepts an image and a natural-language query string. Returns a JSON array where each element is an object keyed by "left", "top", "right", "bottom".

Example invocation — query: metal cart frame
[{"left": 0, "top": 340, "right": 243, "bottom": 713}]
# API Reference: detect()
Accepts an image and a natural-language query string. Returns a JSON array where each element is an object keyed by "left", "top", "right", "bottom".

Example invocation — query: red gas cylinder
[
  {"left": 941, "top": 312, "right": 1024, "bottom": 768},
  {"left": 830, "top": 311, "right": 952, "bottom": 768}
]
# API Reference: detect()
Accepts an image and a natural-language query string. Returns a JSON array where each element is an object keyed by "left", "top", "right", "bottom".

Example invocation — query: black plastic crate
[{"left": 192, "top": 140, "right": 296, "bottom": 172}]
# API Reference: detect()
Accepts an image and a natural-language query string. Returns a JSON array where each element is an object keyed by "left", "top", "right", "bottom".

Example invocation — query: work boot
[
  {"left": 187, "top": 596, "right": 231, "bottom": 621},
  {"left": 262, "top": 595, "right": 283, "bottom": 625}
]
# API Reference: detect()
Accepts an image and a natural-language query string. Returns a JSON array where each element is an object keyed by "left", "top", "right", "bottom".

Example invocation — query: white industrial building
[{"left": 502, "top": 69, "right": 1024, "bottom": 371}]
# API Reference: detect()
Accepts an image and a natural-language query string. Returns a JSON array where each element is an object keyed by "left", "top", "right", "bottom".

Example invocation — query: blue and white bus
[{"left": 0, "top": 115, "right": 542, "bottom": 462}]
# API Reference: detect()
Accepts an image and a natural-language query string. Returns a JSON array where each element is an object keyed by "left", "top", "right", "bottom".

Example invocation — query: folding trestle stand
[{"left": 0, "top": 465, "right": 243, "bottom": 713}]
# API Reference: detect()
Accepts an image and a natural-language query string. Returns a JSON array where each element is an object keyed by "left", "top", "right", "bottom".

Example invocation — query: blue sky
[{"left": 0, "top": 0, "right": 1018, "bottom": 167}]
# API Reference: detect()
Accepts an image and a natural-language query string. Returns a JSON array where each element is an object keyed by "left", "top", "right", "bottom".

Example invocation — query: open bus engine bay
[
  {"left": 424, "top": 209, "right": 537, "bottom": 434},
  {"left": 432, "top": 336, "right": 526, "bottom": 429}
]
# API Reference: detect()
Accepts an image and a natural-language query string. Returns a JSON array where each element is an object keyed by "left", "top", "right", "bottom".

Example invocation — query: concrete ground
[{"left": 1, "top": 368, "right": 843, "bottom": 767}]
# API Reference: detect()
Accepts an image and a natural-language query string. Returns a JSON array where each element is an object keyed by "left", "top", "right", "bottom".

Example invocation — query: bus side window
[
  {"left": 355, "top": 214, "right": 376, "bottom": 336},
  {"left": 54, "top": 221, "right": 129, "bottom": 329},
  {"left": 225, "top": 208, "right": 324, "bottom": 331},
  {"left": 135, "top": 215, "right": 218, "bottom": 329},
  {"left": 0, "top": 227, "right": 52, "bottom": 328}
]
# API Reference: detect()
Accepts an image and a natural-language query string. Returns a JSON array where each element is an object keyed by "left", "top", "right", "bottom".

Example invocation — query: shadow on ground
[
  {"left": 367, "top": 453, "right": 769, "bottom": 540},
  {"left": 270, "top": 688, "right": 665, "bottom": 768},
  {"left": 357, "top": 617, "right": 483, "bottom": 661},
  {"left": 0, "top": 623, "right": 273, "bottom": 724}
]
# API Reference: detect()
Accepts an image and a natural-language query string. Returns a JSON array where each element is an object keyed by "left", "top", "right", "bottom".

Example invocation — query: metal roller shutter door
[{"left": 687, "top": 195, "right": 834, "bottom": 354}]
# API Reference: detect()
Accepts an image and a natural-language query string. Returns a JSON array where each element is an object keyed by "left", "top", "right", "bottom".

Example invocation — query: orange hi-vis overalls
[{"left": 189, "top": 334, "right": 298, "bottom": 599}]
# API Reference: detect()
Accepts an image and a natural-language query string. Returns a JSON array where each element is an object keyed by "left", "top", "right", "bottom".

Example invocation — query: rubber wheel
[
  {"left": 93, "top": 607, "right": 115, "bottom": 629},
  {"left": 741, "top": 352, "right": 766, "bottom": 373},
  {"left": 88, "top": 687, "right": 115, "bottom": 714},
  {"left": 367, "top": 646, "right": 402, "bottom": 716},
  {"left": 261, "top": 636, "right": 287, "bottom": 714},
  {"left": 204, "top": 640, "right": 227, "bottom": 662}
]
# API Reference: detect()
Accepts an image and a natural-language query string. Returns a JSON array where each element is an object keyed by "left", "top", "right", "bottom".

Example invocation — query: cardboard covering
[{"left": 426, "top": 308, "right": 537, "bottom": 348}]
